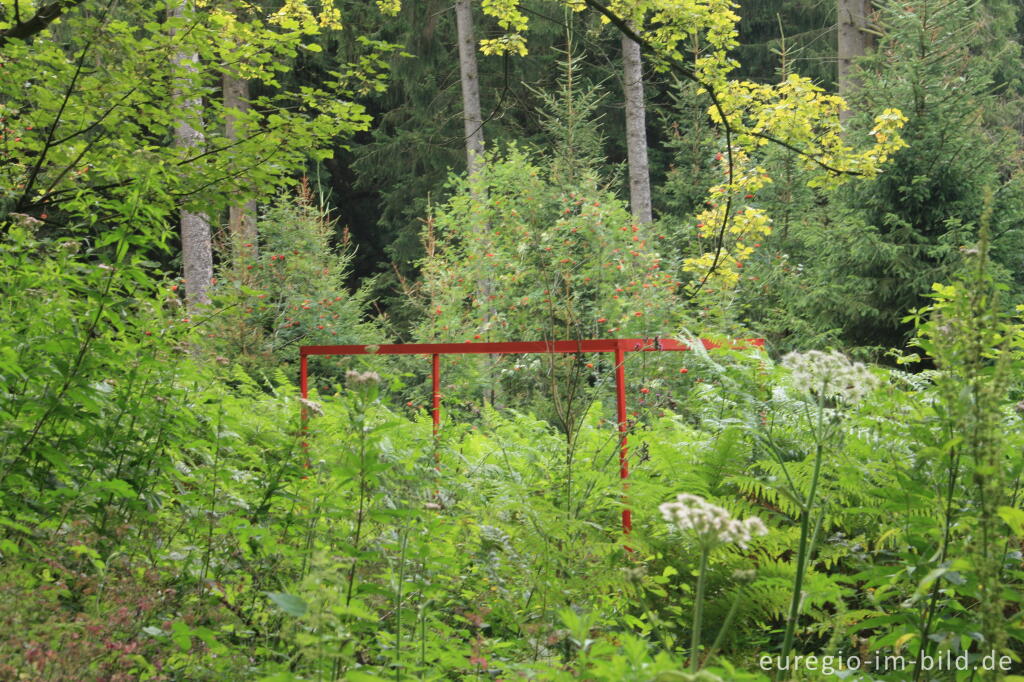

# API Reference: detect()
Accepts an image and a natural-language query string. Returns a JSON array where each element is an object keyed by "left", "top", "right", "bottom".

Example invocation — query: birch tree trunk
[
  {"left": 170, "top": 1, "right": 212, "bottom": 308},
  {"left": 622, "top": 31, "right": 652, "bottom": 224},
  {"left": 838, "top": 0, "right": 874, "bottom": 122},
  {"left": 455, "top": 0, "right": 484, "bottom": 178},
  {"left": 223, "top": 71, "right": 258, "bottom": 262}
]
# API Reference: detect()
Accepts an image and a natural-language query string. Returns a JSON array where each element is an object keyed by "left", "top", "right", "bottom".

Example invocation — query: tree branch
[
  {"left": 582, "top": 0, "right": 700, "bottom": 84},
  {"left": 583, "top": 0, "right": 861, "bottom": 177},
  {"left": 0, "top": 0, "right": 89, "bottom": 48},
  {"left": 170, "top": 140, "right": 288, "bottom": 199},
  {"left": 15, "top": 39, "right": 93, "bottom": 211},
  {"left": 583, "top": 0, "right": 738, "bottom": 292},
  {"left": 50, "top": 86, "right": 138, "bottom": 148},
  {"left": 583, "top": 0, "right": 862, "bottom": 297},
  {"left": 748, "top": 131, "right": 862, "bottom": 176}
]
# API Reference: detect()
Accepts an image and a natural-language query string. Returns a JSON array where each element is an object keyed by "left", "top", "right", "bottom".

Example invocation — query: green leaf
[
  {"left": 86, "top": 479, "right": 137, "bottom": 499},
  {"left": 170, "top": 621, "right": 192, "bottom": 651},
  {"left": 998, "top": 506, "right": 1024, "bottom": 537},
  {"left": 345, "top": 673, "right": 389, "bottom": 682},
  {"left": 267, "top": 591, "right": 307, "bottom": 617},
  {"left": 335, "top": 598, "right": 375, "bottom": 620}
]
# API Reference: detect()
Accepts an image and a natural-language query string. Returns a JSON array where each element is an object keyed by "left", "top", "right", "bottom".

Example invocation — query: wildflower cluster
[
  {"left": 781, "top": 349, "right": 879, "bottom": 404},
  {"left": 345, "top": 370, "right": 381, "bottom": 388},
  {"left": 659, "top": 493, "right": 768, "bottom": 549},
  {"left": 298, "top": 397, "right": 324, "bottom": 416}
]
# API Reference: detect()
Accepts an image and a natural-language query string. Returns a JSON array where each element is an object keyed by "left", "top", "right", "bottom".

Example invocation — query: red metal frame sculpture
[{"left": 300, "top": 337, "right": 764, "bottom": 535}]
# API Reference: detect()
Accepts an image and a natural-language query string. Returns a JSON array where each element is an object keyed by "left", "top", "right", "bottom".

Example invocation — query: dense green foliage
[
  {"left": 4, "top": 221, "right": 1024, "bottom": 679},
  {"left": 784, "top": 0, "right": 1024, "bottom": 351},
  {"left": 2, "top": 0, "right": 1024, "bottom": 679}
]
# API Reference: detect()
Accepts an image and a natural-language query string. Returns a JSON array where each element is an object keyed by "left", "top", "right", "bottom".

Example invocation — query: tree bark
[
  {"left": 455, "top": 0, "right": 484, "bottom": 178},
  {"left": 455, "top": 0, "right": 497, "bottom": 401},
  {"left": 170, "top": 1, "right": 212, "bottom": 308},
  {"left": 622, "top": 30, "right": 653, "bottom": 224},
  {"left": 837, "top": 0, "right": 874, "bottom": 122},
  {"left": 223, "top": 71, "right": 258, "bottom": 261}
]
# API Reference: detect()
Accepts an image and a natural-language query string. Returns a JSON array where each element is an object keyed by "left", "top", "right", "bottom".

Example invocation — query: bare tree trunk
[
  {"left": 223, "top": 71, "right": 258, "bottom": 261},
  {"left": 622, "top": 31, "right": 653, "bottom": 224},
  {"left": 455, "top": 0, "right": 484, "bottom": 178},
  {"left": 838, "top": 0, "right": 875, "bottom": 122},
  {"left": 455, "top": 0, "right": 498, "bottom": 402},
  {"left": 170, "top": 1, "right": 212, "bottom": 308}
]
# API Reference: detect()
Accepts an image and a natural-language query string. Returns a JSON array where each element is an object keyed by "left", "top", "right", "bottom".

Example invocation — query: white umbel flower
[
  {"left": 659, "top": 494, "right": 769, "bottom": 549},
  {"left": 298, "top": 397, "right": 324, "bottom": 416},
  {"left": 345, "top": 370, "right": 381, "bottom": 388},
  {"left": 781, "top": 350, "right": 879, "bottom": 404}
]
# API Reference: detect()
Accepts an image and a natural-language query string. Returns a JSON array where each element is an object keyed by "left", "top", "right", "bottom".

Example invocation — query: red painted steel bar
[
  {"left": 614, "top": 347, "right": 631, "bottom": 534},
  {"left": 299, "top": 337, "right": 750, "bottom": 358},
  {"left": 431, "top": 353, "right": 441, "bottom": 437},
  {"left": 298, "top": 337, "right": 764, "bottom": 536},
  {"left": 299, "top": 354, "right": 309, "bottom": 399},
  {"left": 299, "top": 354, "right": 310, "bottom": 462}
]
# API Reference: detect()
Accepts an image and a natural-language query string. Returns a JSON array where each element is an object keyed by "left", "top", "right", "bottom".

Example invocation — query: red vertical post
[
  {"left": 431, "top": 353, "right": 442, "bottom": 477},
  {"left": 299, "top": 354, "right": 309, "bottom": 400},
  {"left": 614, "top": 346, "right": 632, "bottom": 534},
  {"left": 299, "top": 353, "right": 310, "bottom": 467},
  {"left": 431, "top": 353, "right": 441, "bottom": 437}
]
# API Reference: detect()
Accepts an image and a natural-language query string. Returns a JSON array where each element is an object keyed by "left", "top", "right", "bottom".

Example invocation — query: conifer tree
[{"left": 744, "top": 0, "right": 1023, "bottom": 352}]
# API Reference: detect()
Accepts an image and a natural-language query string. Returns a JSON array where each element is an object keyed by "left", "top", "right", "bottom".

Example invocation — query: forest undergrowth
[
  {"left": 1, "top": 214, "right": 1023, "bottom": 681},
  {"left": 2, "top": 0, "right": 1023, "bottom": 679}
]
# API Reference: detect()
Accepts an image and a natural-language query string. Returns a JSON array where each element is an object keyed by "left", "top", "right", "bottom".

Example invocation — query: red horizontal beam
[{"left": 301, "top": 337, "right": 763, "bottom": 357}]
